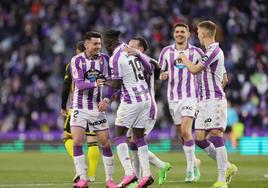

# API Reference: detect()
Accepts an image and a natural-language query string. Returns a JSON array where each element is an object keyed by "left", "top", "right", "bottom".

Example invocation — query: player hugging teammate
[{"left": 61, "top": 20, "right": 237, "bottom": 188}]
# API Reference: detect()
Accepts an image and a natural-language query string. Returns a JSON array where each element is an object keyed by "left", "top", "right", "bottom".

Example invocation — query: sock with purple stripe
[
  {"left": 210, "top": 136, "right": 228, "bottom": 182},
  {"left": 196, "top": 139, "right": 216, "bottom": 160},
  {"left": 101, "top": 146, "right": 114, "bottom": 181},
  {"left": 73, "top": 145, "right": 87, "bottom": 180}
]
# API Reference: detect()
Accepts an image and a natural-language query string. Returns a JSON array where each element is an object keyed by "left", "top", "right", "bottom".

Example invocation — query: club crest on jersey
[
  {"left": 84, "top": 69, "right": 100, "bottom": 82},
  {"left": 174, "top": 58, "right": 186, "bottom": 69},
  {"left": 110, "top": 68, "right": 115, "bottom": 76}
]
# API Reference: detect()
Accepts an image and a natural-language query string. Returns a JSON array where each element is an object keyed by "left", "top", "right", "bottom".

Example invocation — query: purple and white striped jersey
[
  {"left": 139, "top": 53, "right": 157, "bottom": 120},
  {"left": 159, "top": 44, "right": 203, "bottom": 101},
  {"left": 198, "top": 42, "right": 226, "bottom": 101},
  {"left": 144, "top": 66, "right": 157, "bottom": 120},
  {"left": 70, "top": 52, "right": 110, "bottom": 110},
  {"left": 109, "top": 43, "right": 150, "bottom": 104}
]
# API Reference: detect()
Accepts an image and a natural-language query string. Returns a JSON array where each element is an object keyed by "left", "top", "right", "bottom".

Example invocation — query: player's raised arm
[
  {"left": 149, "top": 58, "right": 161, "bottom": 80},
  {"left": 125, "top": 46, "right": 153, "bottom": 73},
  {"left": 70, "top": 57, "right": 104, "bottom": 90},
  {"left": 179, "top": 53, "right": 205, "bottom": 74},
  {"left": 158, "top": 47, "right": 170, "bottom": 80}
]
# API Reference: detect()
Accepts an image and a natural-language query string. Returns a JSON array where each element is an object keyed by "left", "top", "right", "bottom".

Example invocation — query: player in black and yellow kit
[{"left": 61, "top": 41, "right": 100, "bottom": 182}]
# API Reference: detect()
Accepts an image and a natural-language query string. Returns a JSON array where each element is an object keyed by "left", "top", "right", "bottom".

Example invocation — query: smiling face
[
  {"left": 173, "top": 25, "right": 190, "bottom": 45},
  {"left": 84, "top": 37, "right": 101, "bottom": 57}
]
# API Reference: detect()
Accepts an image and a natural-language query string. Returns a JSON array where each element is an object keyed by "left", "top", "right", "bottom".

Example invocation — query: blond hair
[{"left": 197, "top": 20, "right": 217, "bottom": 38}]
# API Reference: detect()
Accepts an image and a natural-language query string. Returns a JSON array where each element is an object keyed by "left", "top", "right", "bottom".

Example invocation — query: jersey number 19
[{"left": 129, "top": 58, "right": 144, "bottom": 82}]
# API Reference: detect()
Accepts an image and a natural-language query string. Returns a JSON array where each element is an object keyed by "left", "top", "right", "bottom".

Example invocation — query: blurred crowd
[{"left": 0, "top": 0, "right": 268, "bottom": 137}]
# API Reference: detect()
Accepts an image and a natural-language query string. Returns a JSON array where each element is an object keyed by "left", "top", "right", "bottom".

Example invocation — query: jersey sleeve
[
  {"left": 158, "top": 47, "right": 169, "bottom": 71},
  {"left": 192, "top": 47, "right": 204, "bottom": 64},
  {"left": 70, "top": 56, "right": 84, "bottom": 81},
  {"left": 199, "top": 47, "right": 221, "bottom": 68},
  {"left": 70, "top": 56, "right": 97, "bottom": 90},
  {"left": 137, "top": 53, "right": 153, "bottom": 73}
]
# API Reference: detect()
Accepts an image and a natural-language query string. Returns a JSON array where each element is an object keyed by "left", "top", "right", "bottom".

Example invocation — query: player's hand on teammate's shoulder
[
  {"left": 98, "top": 99, "right": 109, "bottom": 112},
  {"left": 160, "top": 71, "right": 168, "bottom": 80},
  {"left": 124, "top": 46, "right": 139, "bottom": 56},
  {"left": 60, "top": 109, "right": 67, "bottom": 116}
]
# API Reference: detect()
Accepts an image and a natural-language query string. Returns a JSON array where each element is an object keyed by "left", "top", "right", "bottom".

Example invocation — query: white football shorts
[
  {"left": 195, "top": 98, "right": 227, "bottom": 131},
  {"left": 168, "top": 98, "right": 197, "bottom": 125},
  {"left": 70, "top": 108, "right": 109, "bottom": 132}
]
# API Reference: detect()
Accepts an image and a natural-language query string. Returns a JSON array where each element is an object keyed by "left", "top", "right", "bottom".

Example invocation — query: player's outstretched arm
[
  {"left": 222, "top": 73, "right": 228, "bottom": 89},
  {"left": 124, "top": 46, "right": 153, "bottom": 73},
  {"left": 179, "top": 53, "right": 204, "bottom": 74}
]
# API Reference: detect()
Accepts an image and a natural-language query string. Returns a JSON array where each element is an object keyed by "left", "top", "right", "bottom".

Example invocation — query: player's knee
[
  {"left": 209, "top": 135, "right": 224, "bottom": 148},
  {"left": 180, "top": 130, "right": 192, "bottom": 140},
  {"left": 63, "top": 135, "right": 72, "bottom": 143},
  {"left": 132, "top": 128, "right": 145, "bottom": 139},
  {"left": 129, "top": 141, "right": 138, "bottom": 151},
  {"left": 87, "top": 141, "right": 98, "bottom": 147},
  {"left": 209, "top": 129, "right": 223, "bottom": 137},
  {"left": 195, "top": 139, "right": 210, "bottom": 149},
  {"left": 86, "top": 135, "right": 97, "bottom": 143},
  {"left": 99, "top": 139, "right": 110, "bottom": 148},
  {"left": 116, "top": 126, "right": 128, "bottom": 137},
  {"left": 72, "top": 137, "right": 83, "bottom": 146}
]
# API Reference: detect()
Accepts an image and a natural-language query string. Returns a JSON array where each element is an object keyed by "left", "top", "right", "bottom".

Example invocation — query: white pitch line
[
  {"left": 0, "top": 182, "right": 103, "bottom": 187},
  {"left": 0, "top": 178, "right": 267, "bottom": 187}
]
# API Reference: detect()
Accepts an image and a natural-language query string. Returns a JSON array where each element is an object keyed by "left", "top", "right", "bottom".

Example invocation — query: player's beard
[
  {"left": 176, "top": 36, "right": 186, "bottom": 45},
  {"left": 88, "top": 50, "right": 100, "bottom": 59}
]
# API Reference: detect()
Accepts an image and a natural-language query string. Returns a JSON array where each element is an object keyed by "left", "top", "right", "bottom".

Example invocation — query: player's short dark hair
[
  {"left": 197, "top": 20, "right": 217, "bottom": 37},
  {"left": 131, "top": 37, "right": 148, "bottom": 52},
  {"left": 76, "top": 41, "right": 85, "bottom": 52},
  {"left": 83, "top": 31, "right": 101, "bottom": 40},
  {"left": 103, "top": 29, "right": 121, "bottom": 56},
  {"left": 103, "top": 29, "right": 121, "bottom": 39},
  {"left": 173, "top": 23, "right": 189, "bottom": 31}
]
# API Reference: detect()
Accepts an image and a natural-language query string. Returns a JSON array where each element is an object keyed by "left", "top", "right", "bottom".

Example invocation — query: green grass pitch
[{"left": 0, "top": 152, "right": 267, "bottom": 188}]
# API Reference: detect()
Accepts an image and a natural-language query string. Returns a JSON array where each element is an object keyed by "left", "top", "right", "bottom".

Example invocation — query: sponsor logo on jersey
[
  {"left": 174, "top": 59, "right": 186, "bottom": 69},
  {"left": 84, "top": 69, "right": 100, "bottom": 81},
  {"left": 205, "top": 118, "right": 212, "bottom": 123},
  {"left": 201, "top": 55, "right": 208, "bottom": 62},
  {"left": 182, "top": 106, "right": 193, "bottom": 111}
]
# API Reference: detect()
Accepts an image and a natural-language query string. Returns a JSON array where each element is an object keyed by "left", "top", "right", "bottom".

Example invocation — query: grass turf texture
[{"left": 0, "top": 152, "right": 267, "bottom": 188}]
